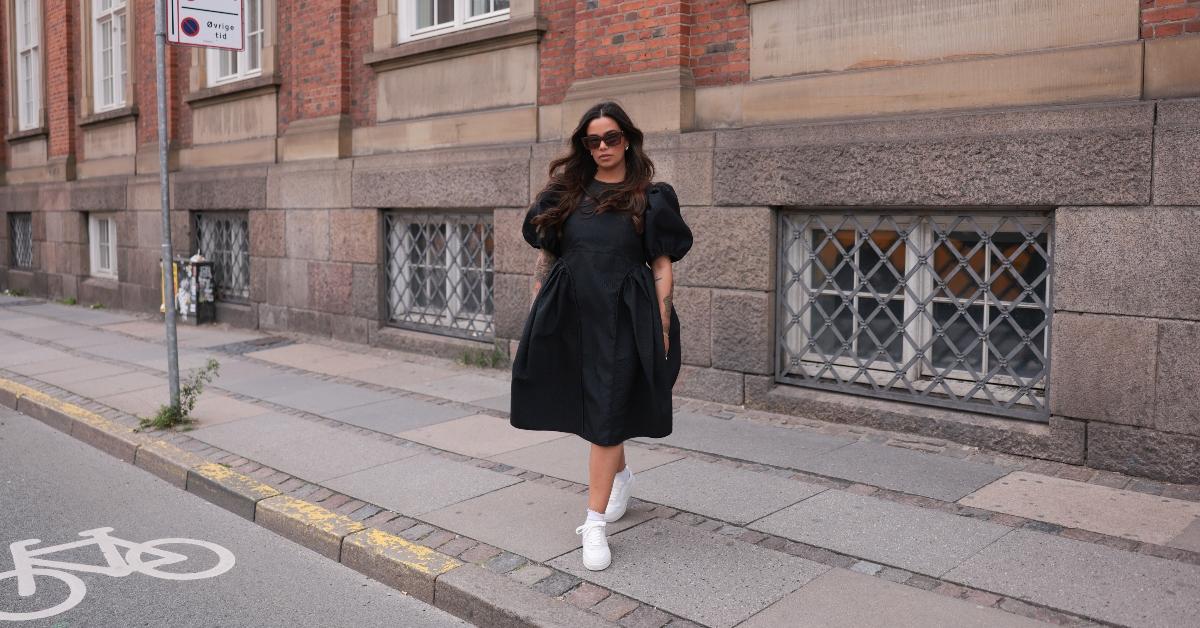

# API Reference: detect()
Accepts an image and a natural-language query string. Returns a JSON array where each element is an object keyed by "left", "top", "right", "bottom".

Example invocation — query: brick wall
[
  {"left": 538, "top": 0, "right": 576, "bottom": 105},
  {"left": 278, "top": 0, "right": 352, "bottom": 132},
  {"left": 44, "top": 0, "right": 76, "bottom": 158},
  {"left": 688, "top": 0, "right": 748, "bottom": 86},
  {"left": 539, "top": 0, "right": 750, "bottom": 106},
  {"left": 348, "top": 0, "right": 376, "bottom": 127},
  {"left": 1142, "top": 0, "right": 1200, "bottom": 38}
]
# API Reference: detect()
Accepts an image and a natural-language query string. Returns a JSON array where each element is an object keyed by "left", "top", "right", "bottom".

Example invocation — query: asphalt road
[{"left": 0, "top": 405, "right": 468, "bottom": 628}]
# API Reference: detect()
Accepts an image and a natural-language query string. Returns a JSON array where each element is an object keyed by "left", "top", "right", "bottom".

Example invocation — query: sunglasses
[{"left": 582, "top": 130, "right": 625, "bottom": 150}]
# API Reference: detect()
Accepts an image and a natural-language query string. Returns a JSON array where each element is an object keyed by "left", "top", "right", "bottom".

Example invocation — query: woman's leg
[{"left": 588, "top": 442, "right": 625, "bottom": 512}]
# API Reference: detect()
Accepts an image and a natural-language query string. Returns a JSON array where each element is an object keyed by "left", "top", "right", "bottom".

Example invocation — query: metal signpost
[{"left": 155, "top": 0, "right": 243, "bottom": 408}]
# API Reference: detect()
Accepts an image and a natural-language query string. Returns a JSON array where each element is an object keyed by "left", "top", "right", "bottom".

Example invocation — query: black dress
[{"left": 510, "top": 179, "right": 693, "bottom": 446}]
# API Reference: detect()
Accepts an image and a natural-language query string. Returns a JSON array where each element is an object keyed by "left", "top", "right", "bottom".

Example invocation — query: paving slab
[
  {"left": 83, "top": 339, "right": 176, "bottom": 363},
  {"left": 549, "top": 518, "right": 829, "bottom": 628},
  {"left": 945, "top": 529, "right": 1200, "bottom": 628},
  {"left": 134, "top": 350, "right": 220, "bottom": 373},
  {"left": 402, "top": 373, "right": 512, "bottom": 402},
  {"left": 471, "top": 393, "right": 511, "bottom": 413},
  {"left": 749, "top": 489, "right": 1011, "bottom": 577},
  {"left": 961, "top": 471, "right": 1200, "bottom": 546},
  {"left": 5, "top": 356, "right": 99, "bottom": 376},
  {"left": 0, "top": 316, "right": 62, "bottom": 332},
  {"left": 215, "top": 372, "right": 318, "bottom": 399},
  {"left": 803, "top": 441, "right": 1010, "bottom": 501},
  {"left": 398, "top": 414, "right": 568, "bottom": 458},
  {"left": 175, "top": 326, "right": 267, "bottom": 349},
  {"left": 247, "top": 343, "right": 392, "bottom": 375},
  {"left": 98, "top": 389, "right": 268, "bottom": 426},
  {"left": 62, "top": 371, "right": 165, "bottom": 398},
  {"left": 741, "top": 568, "right": 1049, "bottom": 628},
  {"left": 323, "top": 453, "right": 523, "bottom": 516},
  {"left": 0, "top": 344, "right": 68, "bottom": 367},
  {"left": 324, "top": 397, "right": 475, "bottom": 433},
  {"left": 100, "top": 320, "right": 169, "bottom": 339},
  {"left": 489, "top": 437, "right": 683, "bottom": 485},
  {"left": 18, "top": 302, "right": 137, "bottom": 325},
  {"left": 190, "top": 412, "right": 421, "bottom": 482},
  {"left": 261, "top": 381, "right": 398, "bottom": 414},
  {"left": 35, "top": 362, "right": 133, "bottom": 387},
  {"left": 343, "top": 363, "right": 460, "bottom": 388},
  {"left": 22, "top": 326, "right": 123, "bottom": 347},
  {"left": 423, "top": 481, "right": 653, "bottom": 562},
  {"left": 1170, "top": 519, "right": 1200, "bottom": 553},
  {"left": 637, "top": 411, "right": 855, "bottom": 469},
  {"left": 633, "top": 458, "right": 826, "bottom": 525},
  {"left": 209, "top": 359, "right": 281, "bottom": 382}
]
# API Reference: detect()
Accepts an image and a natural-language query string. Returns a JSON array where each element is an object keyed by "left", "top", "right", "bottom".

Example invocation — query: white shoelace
[{"left": 575, "top": 522, "right": 607, "bottom": 548}]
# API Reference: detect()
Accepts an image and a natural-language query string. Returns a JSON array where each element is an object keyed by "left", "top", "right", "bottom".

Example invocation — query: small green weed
[
  {"left": 1, "top": 288, "right": 26, "bottom": 297},
  {"left": 89, "top": 302, "right": 105, "bottom": 310},
  {"left": 58, "top": 297, "right": 77, "bottom": 306},
  {"left": 137, "top": 358, "right": 221, "bottom": 431},
  {"left": 459, "top": 340, "right": 510, "bottom": 369}
]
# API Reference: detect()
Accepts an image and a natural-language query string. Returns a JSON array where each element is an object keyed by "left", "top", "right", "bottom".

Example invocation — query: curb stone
[{"left": 0, "top": 377, "right": 610, "bottom": 628}]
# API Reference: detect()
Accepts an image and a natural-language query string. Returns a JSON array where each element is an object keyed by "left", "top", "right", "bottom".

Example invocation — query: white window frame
[
  {"left": 14, "top": 0, "right": 41, "bottom": 130},
  {"left": 398, "top": 0, "right": 510, "bottom": 44},
  {"left": 88, "top": 213, "right": 118, "bottom": 279},
  {"left": 205, "top": 0, "right": 264, "bottom": 87},
  {"left": 91, "top": 0, "right": 128, "bottom": 112}
]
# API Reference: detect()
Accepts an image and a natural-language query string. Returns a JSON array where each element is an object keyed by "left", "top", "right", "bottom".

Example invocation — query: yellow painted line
[
  {"left": 193, "top": 462, "right": 282, "bottom": 500},
  {"left": 260, "top": 494, "right": 366, "bottom": 537},
  {"left": 0, "top": 377, "right": 138, "bottom": 435},
  {"left": 348, "top": 528, "right": 462, "bottom": 576}
]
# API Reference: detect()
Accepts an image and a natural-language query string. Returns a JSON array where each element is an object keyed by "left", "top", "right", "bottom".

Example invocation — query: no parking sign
[{"left": 167, "top": 0, "right": 244, "bottom": 50}]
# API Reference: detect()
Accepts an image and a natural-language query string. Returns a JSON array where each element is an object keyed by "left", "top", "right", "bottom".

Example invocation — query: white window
[
  {"left": 206, "top": 0, "right": 263, "bottom": 86},
  {"left": 91, "top": 0, "right": 128, "bottom": 112},
  {"left": 778, "top": 212, "right": 1053, "bottom": 421},
  {"left": 88, "top": 214, "right": 118, "bottom": 279},
  {"left": 399, "top": 0, "right": 510, "bottom": 43},
  {"left": 15, "top": 0, "right": 40, "bottom": 130}
]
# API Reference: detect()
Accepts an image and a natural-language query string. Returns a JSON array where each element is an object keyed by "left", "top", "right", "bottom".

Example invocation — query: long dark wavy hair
[{"left": 529, "top": 101, "right": 655, "bottom": 240}]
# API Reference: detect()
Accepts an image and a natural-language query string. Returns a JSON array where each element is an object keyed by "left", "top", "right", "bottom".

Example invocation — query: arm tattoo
[{"left": 534, "top": 251, "right": 556, "bottom": 285}]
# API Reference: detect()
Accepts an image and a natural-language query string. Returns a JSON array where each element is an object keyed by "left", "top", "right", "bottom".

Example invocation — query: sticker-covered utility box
[{"left": 160, "top": 255, "right": 216, "bottom": 325}]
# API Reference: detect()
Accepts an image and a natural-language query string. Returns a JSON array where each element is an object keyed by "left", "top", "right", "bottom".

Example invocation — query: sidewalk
[{"left": 2, "top": 295, "right": 1200, "bottom": 627}]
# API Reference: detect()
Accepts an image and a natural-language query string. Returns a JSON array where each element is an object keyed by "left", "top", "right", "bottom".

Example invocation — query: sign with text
[{"left": 168, "top": 0, "right": 244, "bottom": 50}]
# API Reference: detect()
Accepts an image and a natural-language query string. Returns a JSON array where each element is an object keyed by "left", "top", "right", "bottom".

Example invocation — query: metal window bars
[
  {"left": 194, "top": 212, "right": 250, "bottom": 301},
  {"left": 10, "top": 213, "right": 33, "bottom": 269},
  {"left": 385, "top": 211, "right": 494, "bottom": 340},
  {"left": 777, "top": 212, "right": 1054, "bottom": 422}
]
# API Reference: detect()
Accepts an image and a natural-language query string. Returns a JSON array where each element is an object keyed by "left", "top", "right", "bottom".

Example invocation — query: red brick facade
[{"left": 1142, "top": 0, "right": 1200, "bottom": 38}]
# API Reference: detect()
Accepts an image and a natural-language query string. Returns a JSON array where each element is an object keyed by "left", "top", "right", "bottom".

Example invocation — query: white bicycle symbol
[{"left": 0, "top": 527, "right": 235, "bottom": 622}]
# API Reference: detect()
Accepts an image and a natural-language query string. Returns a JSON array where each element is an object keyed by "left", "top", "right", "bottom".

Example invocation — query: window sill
[
  {"left": 184, "top": 74, "right": 281, "bottom": 108},
  {"left": 5, "top": 126, "right": 47, "bottom": 142},
  {"left": 79, "top": 105, "right": 138, "bottom": 128},
  {"left": 365, "top": 15, "right": 546, "bottom": 72}
]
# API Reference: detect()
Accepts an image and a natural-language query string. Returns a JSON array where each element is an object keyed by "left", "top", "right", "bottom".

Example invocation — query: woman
[{"left": 510, "top": 101, "right": 693, "bottom": 571}]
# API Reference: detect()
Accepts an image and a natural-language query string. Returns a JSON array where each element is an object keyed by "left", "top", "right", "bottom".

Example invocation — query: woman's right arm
[{"left": 531, "top": 249, "right": 557, "bottom": 304}]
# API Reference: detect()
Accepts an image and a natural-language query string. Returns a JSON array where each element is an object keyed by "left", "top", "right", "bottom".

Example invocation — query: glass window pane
[
  {"left": 990, "top": 231, "right": 1049, "bottom": 304},
  {"left": 810, "top": 295, "right": 852, "bottom": 357},
  {"left": 811, "top": 229, "right": 855, "bottom": 291},
  {"left": 856, "top": 299, "right": 904, "bottom": 363},
  {"left": 931, "top": 302, "right": 984, "bottom": 374},
  {"left": 471, "top": 0, "right": 489, "bottom": 15},
  {"left": 989, "top": 306, "right": 1046, "bottom": 378},
  {"left": 416, "top": 0, "right": 433, "bottom": 28},
  {"left": 932, "top": 230, "right": 985, "bottom": 300},
  {"left": 437, "top": 0, "right": 454, "bottom": 23},
  {"left": 495, "top": 0, "right": 509, "bottom": 9},
  {"left": 859, "top": 229, "right": 905, "bottom": 296}
]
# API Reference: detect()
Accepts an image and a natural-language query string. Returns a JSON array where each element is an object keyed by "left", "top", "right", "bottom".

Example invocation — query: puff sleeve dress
[{"left": 510, "top": 180, "right": 693, "bottom": 446}]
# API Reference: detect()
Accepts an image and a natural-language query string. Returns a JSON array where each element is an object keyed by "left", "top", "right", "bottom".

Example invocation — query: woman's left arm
[{"left": 651, "top": 255, "right": 674, "bottom": 355}]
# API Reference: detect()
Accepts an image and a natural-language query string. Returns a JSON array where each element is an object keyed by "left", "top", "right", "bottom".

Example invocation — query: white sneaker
[
  {"left": 604, "top": 470, "right": 635, "bottom": 523},
  {"left": 575, "top": 520, "right": 611, "bottom": 570}
]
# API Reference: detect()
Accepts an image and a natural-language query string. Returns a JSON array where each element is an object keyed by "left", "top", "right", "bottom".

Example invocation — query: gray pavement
[
  {"left": 2, "top": 300, "right": 1200, "bottom": 627},
  {"left": 0, "top": 405, "right": 467, "bottom": 627}
]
